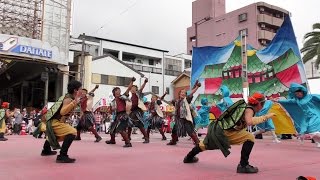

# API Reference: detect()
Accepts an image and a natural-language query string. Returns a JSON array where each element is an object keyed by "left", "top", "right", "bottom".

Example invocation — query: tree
[{"left": 301, "top": 23, "right": 320, "bottom": 69}]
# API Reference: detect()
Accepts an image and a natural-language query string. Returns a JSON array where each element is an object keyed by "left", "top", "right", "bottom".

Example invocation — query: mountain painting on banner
[{"left": 191, "top": 17, "right": 307, "bottom": 106}]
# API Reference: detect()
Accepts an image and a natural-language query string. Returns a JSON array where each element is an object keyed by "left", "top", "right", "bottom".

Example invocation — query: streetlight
[{"left": 195, "top": 16, "right": 212, "bottom": 47}]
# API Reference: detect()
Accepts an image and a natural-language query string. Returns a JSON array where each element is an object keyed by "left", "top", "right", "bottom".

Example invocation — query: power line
[{"left": 91, "top": 0, "right": 139, "bottom": 35}]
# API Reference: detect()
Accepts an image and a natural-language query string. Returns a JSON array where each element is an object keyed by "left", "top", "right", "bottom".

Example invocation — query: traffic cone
[{"left": 20, "top": 121, "right": 27, "bottom": 135}]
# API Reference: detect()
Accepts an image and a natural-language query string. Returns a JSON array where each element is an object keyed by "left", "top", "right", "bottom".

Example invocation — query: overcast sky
[{"left": 72, "top": 0, "right": 320, "bottom": 55}]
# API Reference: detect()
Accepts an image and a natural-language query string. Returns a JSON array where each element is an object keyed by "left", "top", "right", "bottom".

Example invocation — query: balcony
[
  {"left": 125, "top": 62, "right": 162, "bottom": 74},
  {"left": 257, "top": 14, "right": 284, "bottom": 27},
  {"left": 258, "top": 30, "right": 275, "bottom": 41}
]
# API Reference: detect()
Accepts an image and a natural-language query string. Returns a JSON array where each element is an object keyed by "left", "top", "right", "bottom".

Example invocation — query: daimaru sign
[
  {"left": 12, "top": 45, "right": 53, "bottom": 59},
  {"left": 0, "top": 34, "right": 68, "bottom": 65}
]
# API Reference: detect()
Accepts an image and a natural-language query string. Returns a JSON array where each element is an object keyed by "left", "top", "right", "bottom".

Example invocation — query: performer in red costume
[{"left": 75, "top": 85, "right": 102, "bottom": 142}]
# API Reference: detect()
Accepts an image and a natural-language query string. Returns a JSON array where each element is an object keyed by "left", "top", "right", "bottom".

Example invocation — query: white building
[
  {"left": 91, "top": 54, "right": 144, "bottom": 104},
  {"left": 304, "top": 59, "right": 320, "bottom": 79},
  {"left": 69, "top": 35, "right": 192, "bottom": 104}
]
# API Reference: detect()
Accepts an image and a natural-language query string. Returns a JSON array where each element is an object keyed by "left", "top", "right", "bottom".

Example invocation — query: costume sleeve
[
  {"left": 251, "top": 113, "right": 274, "bottom": 125},
  {"left": 186, "top": 95, "right": 193, "bottom": 104},
  {"left": 156, "top": 100, "right": 162, "bottom": 105},
  {"left": 251, "top": 116, "right": 268, "bottom": 125},
  {"left": 277, "top": 99, "right": 296, "bottom": 104},
  {"left": 60, "top": 101, "right": 77, "bottom": 116},
  {"left": 312, "top": 94, "right": 320, "bottom": 102}
]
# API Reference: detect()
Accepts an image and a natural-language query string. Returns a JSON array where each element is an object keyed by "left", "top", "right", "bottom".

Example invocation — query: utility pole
[
  {"left": 41, "top": 72, "right": 49, "bottom": 106},
  {"left": 80, "top": 33, "right": 85, "bottom": 85}
]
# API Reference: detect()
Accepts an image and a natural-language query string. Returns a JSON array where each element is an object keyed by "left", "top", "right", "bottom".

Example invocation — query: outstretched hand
[
  {"left": 265, "top": 113, "right": 276, "bottom": 119},
  {"left": 144, "top": 78, "right": 148, "bottom": 83},
  {"left": 132, "top": 77, "right": 136, "bottom": 82}
]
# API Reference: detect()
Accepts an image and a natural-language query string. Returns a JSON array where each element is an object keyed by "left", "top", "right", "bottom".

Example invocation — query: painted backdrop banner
[{"left": 191, "top": 17, "right": 307, "bottom": 106}]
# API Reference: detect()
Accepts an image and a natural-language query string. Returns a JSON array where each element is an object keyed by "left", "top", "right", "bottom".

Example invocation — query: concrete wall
[
  {"left": 187, "top": 1, "right": 288, "bottom": 53},
  {"left": 192, "top": 0, "right": 226, "bottom": 24},
  {"left": 188, "top": 3, "right": 258, "bottom": 52}
]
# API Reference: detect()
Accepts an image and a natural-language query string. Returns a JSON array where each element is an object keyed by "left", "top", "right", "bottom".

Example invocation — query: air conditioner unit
[
  {"left": 260, "top": 7, "right": 265, "bottom": 12},
  {"left": 261, "top": 24, "right": 266, "bottom": 28},
  {"left": 261, "top": 40, "right": 267, "bottom": 45},
  {"left": 276, "top": 14, "right": 280, "bottom": 18}
]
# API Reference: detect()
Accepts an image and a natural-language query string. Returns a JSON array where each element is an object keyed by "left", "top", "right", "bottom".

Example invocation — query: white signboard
[{"left": 0, "top": 34, "right": 68, "bottom": 65}]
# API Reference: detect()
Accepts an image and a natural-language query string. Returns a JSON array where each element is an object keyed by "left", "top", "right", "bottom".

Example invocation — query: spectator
[
  {"left": 13, "top": 108, "right": 23, "bottom": 135},
  {"left": 94, "top": 112, "right": 102, "bottom": 133}
]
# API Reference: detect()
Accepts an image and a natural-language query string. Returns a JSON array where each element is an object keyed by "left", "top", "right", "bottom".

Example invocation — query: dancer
[
  {"left": 167, "top": 81, "right": 201, "bottom": 145},
  {"left": 75, "top": 85, "right": 102, "bottom": 142},
  {"left": 128, "top": 78, "right": 149, "bottom": 143},
  {"left": 106, "top": 77, "right": 135, "bottom": 147},
  {"left": 216, "top": 85, "right": 234, "bottom": 112},
  {"left": 252, "top": 98, "right": 280, "bottom": 143},
  {"left": 33, "top": 106, "right": 48, "bottom": 139},
  {"left": 194, "top": 98, "right": 210, "bottom": 131},
  {"left": 274, "top": 83, "right": 320, "bottom": 148},
  {"left": 147, "top": 92, "right": 168, "bottom": 141},
  {"left": 0, "top": 100, "right": 13, "bottom": 141},
  {"left": 42, "top": 80, "right": 82, "bottom": 163},
  {"left": 183, "top": 92, "right": 275, "bottom": 174}
]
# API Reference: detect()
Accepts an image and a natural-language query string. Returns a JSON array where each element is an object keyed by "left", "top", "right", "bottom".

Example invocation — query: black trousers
[{"left": 172, "top": 119, "right": 195, "bottom": 137}]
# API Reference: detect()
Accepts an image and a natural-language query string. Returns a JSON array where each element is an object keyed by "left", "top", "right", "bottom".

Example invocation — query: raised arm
[
  {"left": 89, "top": 85, "right": 99, "bottom": 94},
  {"left": 189, "top": 81, "right": 201, "bottom": 97},
  {"left": 139, "top": 78, "right": 148, "bottom": 93},
  {"left": 160, "top": 91, "right": 168, "bottom": 100},
  {"left": 124, "top": 77, "right": 136, "bottom": 96}
]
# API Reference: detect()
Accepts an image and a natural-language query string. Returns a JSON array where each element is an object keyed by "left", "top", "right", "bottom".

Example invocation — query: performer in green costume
[
  {"left": 41, "top": 80, "right": 82, "bottom": 163},
  {"left": 183, "top": 92, "right": 275, "bottom": 174}
]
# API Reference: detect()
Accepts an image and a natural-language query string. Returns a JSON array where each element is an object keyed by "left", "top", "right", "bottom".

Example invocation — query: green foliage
[{"left": 301, "top": 23, "right": 320, "bottom": 69}]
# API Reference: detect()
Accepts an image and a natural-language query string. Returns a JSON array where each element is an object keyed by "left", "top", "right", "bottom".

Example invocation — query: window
[
  {"left": 124, "top": 77, "right": 132, "bottom": 86},
  {"left": 166, "top": 87, "right": 170, "bottom": 94},
  {"left": 137, "top": 60, "right": 142, "bottom": 64},
  {"left": 168, "top": 64, "right": 173, "bottom": 70},
  {"left": 185, "top": 61, "right": 191, "bottom": 68},
  {"left": 101, "top": 75, "right": 108, "bottom": 84},
  {"left": 190, "top": 36, "right": 196, "bottom": 42},
  {"left": 142, "top": 66, "right": 152, "bottom": 72},
  {"left": 153, "top": 68, "right": 162, "bottom": 74},
  {"left": 108, "top": 75, "right": 117, "bottom": 85},
  {"left": 123, "top": 53, "right": 136, "bottom": 62},
  {"left": 103, "top": 49, "right": 119, "bottom": 58},
  {"left": 117, "top": 77, "right": 126, "bottom": 86},
  {"left": 239, "top": 28, "right": 248, "bottom": 36},
  {"left": 92, "top": 73, "right": 101, "bottom": 84},
  {"left": 222, "top": 67, "right": 242, "bottom": 79},
  {"left": 149, "top": 59, "right": 154, "bottom": 65},
  {"left": 133, "top": 65, "right": 142, "bottom": 71},
  {"left": 152, "top": 86, "right": 159, "bottom": 94},
  {"left": 239, "top": 13, "right": 247, "bottom": 22}
]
